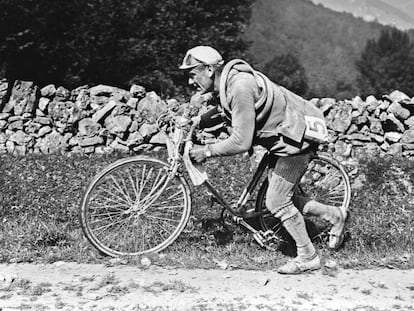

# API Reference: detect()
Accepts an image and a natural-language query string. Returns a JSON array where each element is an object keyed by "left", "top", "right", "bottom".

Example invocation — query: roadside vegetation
[{"left": 0, "top": 152, "right": 412, "bottom": 270}]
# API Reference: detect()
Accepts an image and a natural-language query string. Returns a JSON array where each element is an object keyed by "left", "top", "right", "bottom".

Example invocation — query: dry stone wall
[
  {"left": 0, "top": 79, "right": 184, "bottom": 155},
  {"left": 312, "top": 92, "right": 414, "bottom": 161},
  {"left": 1, "top": 79, "right": 414, "bottom": 162}
]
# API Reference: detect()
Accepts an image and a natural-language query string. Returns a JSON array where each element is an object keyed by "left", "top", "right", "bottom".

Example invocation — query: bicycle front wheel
[
  {"left": 256, "top": 153, "right": 351, "bottom": 235},
  {"left": 80, "top": 156, "right": 192, "bottom": 257}
]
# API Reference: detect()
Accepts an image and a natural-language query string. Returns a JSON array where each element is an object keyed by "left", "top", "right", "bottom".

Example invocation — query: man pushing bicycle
[{"left": 179, "top": 46, "right": 347, "bottom": 275}]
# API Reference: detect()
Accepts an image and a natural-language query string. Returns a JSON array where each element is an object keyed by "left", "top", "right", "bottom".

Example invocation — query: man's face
[{"left": 188, "top": 65, "right": 214, "bottom": 94}]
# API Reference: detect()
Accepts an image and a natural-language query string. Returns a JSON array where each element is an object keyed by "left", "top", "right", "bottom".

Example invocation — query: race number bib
[{"left": 304, "top": 115, "right": 328, "bottom": 143}]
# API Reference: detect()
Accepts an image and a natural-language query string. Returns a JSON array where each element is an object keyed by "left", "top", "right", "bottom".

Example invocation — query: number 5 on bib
[{"left": 304, "top": 115, "right": 329, "bottom": 143}]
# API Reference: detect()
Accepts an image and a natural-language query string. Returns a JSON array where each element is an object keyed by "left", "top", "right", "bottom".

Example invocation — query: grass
[{"left": 0, "top": 151, "right": 413, "bottom": 269}]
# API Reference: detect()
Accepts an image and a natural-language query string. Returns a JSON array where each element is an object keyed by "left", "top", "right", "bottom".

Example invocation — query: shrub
[{"left": 347, "top": 156, "right": 414, "bottom": 251}]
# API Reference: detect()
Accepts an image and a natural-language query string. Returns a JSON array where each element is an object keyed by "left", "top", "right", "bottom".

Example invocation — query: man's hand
[{"left": 189, "top": 144, "right": 206, "bottom": 163}]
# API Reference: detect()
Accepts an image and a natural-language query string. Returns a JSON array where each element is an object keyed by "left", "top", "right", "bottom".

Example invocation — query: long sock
[{"left": 282, "top": 212, "right": 316, "bottom": 260}]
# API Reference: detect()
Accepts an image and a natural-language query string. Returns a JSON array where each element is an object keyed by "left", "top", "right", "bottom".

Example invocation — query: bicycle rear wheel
[
  {"left": 255, "top": 153, "right": 351, "bottom": 237},
  {"left": 80, "top": 156, "right": 192, "bottom": 257}
]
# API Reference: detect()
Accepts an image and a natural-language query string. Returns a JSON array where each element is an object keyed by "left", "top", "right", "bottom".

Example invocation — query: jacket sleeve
[{"left": 209, "top": 76, "right": 256, "bottom": 156}]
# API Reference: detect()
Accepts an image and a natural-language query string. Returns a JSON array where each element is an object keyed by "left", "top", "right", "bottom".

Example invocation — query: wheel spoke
[
  {"left": 166, "top": 189, "right": 184, "bottom": 201},
  {"left": 139, "top": 176, "right": 169, "bottom": 208},
  {"left": 128, "top": 170, "right": 139, "bottom": 202},
  {"left": 88, "top": 211, "right": 124, "bottom": 221},
  {"left": 137, "top": 166, "right": 153, "bottom": 202},
  {"left": 92, "top": 187, "right": 132, "bottom": 208},
  {"left": 90, "top": 215, "right": 132, "bottom": 236},
  {"left": 88, "top": 202, "right": 127, "bottom": 212},
  {"left": 154, "top": 224, "right": 172, "bottom": 242},
  {"left": 136, "top": 168, "right": 166, "bottom": 207},
  {"left": 109, "top": 175, "right": 133, "bottom": 205}
]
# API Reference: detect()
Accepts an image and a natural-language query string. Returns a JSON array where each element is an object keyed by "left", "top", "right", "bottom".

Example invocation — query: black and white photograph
[{"left": 0, "top": 0, "right": 413, "bottom": 310}]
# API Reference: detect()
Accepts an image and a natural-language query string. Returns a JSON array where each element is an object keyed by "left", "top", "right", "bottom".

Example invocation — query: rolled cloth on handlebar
[{"left": 183, "top": 142, "right": 208, "bottom": 186}]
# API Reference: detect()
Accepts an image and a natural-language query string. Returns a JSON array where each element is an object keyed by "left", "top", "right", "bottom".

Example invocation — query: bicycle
[{"left": 80, "top": 111, "right": 351, "bottom": 257}]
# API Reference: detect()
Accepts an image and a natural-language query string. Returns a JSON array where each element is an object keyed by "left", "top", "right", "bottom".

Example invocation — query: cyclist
[{"left": 179, "top": 46, "right": 347, "bottom": 275}]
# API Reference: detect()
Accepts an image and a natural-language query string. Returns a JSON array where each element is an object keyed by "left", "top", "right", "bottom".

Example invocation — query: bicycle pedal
[
  {"left": 262, "top": 230, "right": 275, "bottom": 238},
  {"left": 252, "top": 232, "right": 265, "bottom": 248}
]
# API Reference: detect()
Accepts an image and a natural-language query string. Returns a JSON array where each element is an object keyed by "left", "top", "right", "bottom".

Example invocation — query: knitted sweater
[{"left": 206, "top": 59, "right": 324, "bottom": 157}]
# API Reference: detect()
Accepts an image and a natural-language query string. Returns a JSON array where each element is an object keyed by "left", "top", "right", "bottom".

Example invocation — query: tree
[
  {"left": 0, "top": 0, "right": 86, "bottom": 85},
  {"left": 356, "top": 28, "right": 414, "bottom": 97},
  {"left": 263, "top": 53, "right": 308, "bottom": 96},
  {"left": 121, "top": 0, "right": 254, "bottom": 96},
  {"left": 0, "top": 0, "right": 253, "bottom": 95}
]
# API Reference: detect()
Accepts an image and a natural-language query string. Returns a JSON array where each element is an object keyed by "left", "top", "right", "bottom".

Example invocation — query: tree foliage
[
  {"left": 244, "top": 0, "right": 384, "bottom": 99},
  {"left": 263, "top": 53, "right": 308, "bottom": 96},
  {"left": 356, "top": 28, "right": 414, "bottom": 97},
  {"left": 0, "top": 0, "right": 253, "bottom": 95}
]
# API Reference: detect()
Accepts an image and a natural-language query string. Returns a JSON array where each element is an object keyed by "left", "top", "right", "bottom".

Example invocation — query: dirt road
[{"left": 0, "top": 262, "right": 413, "bottom": 310}]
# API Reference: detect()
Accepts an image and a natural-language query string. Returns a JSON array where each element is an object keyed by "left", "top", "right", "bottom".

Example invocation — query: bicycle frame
[
  {"left": 202, "top": 152, "right": 270, "bottom": 218},
  {"left": 162, "top": 118, "right": 276, "bottom": 245},
  {"left": 166, "top": 118, "right": 268, "bottom": 215}
]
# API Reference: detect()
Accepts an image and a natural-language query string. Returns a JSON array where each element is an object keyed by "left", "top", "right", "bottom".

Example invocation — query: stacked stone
[
  {"left": 0, "top": 80, "right": 175, "bottom": 155},
  {"left": 1, "top": 79, "right": 414, "bottom": 160},
  {"left": 312, "top": 90, "right": 414, "bottom": 161}
]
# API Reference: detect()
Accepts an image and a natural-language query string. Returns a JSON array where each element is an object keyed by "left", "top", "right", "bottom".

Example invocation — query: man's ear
[{"left": 206, "top": 65, "right": 215, "bottom": 78}]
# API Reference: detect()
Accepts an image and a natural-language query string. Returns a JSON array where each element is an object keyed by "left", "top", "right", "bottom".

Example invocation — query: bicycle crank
[
  {"left": 253, "top": 230, "right": 281, "bottom": 251},
  {"left": 233, "top": 216, "right": 281, "bottom": 250}
]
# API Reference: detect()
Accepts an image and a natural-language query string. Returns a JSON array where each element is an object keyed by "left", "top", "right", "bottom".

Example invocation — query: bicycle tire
[
  {"left": 255, "top": 153, "right": 351, "bottom": 237},
  {"left": 80, "top": 156, "right": 192, "bottom": 257}
]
